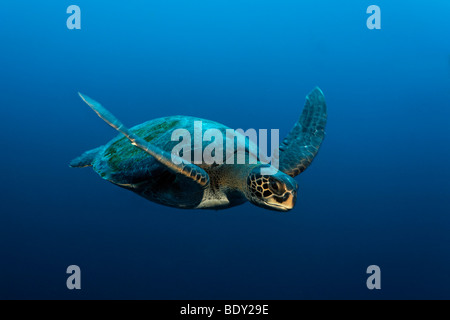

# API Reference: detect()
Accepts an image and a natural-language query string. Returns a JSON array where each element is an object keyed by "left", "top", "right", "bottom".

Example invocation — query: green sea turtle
[{"left": 70, "top": 87, "right": 327, "bottom": 211}]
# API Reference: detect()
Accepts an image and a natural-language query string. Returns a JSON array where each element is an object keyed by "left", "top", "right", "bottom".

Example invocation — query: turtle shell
[{"left": 92, "top": 115, "right": 234, "bottom": 185}]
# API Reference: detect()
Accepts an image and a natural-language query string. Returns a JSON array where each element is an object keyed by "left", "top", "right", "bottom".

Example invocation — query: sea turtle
[{"left": 70, "top": 87, "right": 327, "bottom": 212}]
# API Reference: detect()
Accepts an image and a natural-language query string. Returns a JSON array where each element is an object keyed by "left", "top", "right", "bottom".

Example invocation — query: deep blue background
[{"left": 1, "top": 0, "right": 449, "bottom": 299}]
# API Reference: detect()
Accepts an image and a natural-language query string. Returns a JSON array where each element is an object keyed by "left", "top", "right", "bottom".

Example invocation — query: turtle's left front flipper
[
  {"left": 279, "top": 87, "right": 327, "bottom": 177},
  {"left": 77, "top": 93, "right": 210, "bottom": 189}
]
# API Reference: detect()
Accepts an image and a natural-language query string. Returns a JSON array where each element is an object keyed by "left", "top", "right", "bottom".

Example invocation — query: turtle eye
[{"left": 269, "top": 178, "right": 284, "bottom": 195}]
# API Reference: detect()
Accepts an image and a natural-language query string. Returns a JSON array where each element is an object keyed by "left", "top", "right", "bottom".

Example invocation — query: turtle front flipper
[
  {"left": 77, "top": 93, "right": 210, "bottom": 189},
  {"left": 279, "top": 87, "right": 327, "bottom": 177}
]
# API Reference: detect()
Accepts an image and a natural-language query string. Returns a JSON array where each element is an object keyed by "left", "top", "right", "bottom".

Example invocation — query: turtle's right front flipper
[{"left": 77, "top": 93, "right": 210, "bottom": 189}]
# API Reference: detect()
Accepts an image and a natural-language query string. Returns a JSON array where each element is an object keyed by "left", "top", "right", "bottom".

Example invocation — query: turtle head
[{"left": 246, "top": 166, "right": 298, "bottom": 212}]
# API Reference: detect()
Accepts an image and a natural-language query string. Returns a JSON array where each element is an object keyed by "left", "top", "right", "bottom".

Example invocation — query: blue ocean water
[{"left": 1, "top": 0, "right": 449, "bottom": 299}]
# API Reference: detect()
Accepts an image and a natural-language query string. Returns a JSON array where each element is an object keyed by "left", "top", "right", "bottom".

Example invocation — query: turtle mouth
[{"left": 269, "top": 203, "right": 290, "bottom": 212}]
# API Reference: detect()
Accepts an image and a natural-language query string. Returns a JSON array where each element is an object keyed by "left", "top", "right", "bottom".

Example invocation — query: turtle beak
[{"left": 281, "top": 191, "right": 297, "bottom": 211}]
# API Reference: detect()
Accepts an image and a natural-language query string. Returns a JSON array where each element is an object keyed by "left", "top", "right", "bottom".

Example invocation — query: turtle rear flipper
[{"left": 70, "top": 146, "right": 103, "bottom": 168}]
